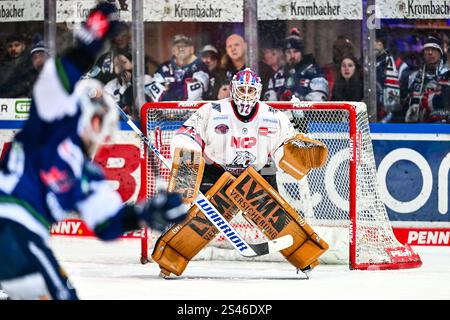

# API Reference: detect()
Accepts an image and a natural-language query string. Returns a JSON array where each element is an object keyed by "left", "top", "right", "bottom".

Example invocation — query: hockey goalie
[{"left": 151, "top": 68, "right": 329, "bottom": 277}]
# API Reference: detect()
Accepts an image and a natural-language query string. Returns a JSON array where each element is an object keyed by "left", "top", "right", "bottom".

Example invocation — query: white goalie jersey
[{"left": 171, "top": 98, "right": 297, "bottom": 176}]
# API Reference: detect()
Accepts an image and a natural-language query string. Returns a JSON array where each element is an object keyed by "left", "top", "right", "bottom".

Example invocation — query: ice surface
[{"left": 49, "top": 236, "right": 450, "bottom": 300}]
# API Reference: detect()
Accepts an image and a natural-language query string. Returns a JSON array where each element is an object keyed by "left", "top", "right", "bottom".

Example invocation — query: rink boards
[{"left": 0, "top": 117, "right": 449, "bottom": 246}]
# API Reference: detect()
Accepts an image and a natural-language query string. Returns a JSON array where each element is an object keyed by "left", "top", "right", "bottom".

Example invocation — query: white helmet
[
  {"left": 75, "top": 79, "right": 119, "bottom": 149},
  {"left": 231, "top": 68, "right": 262, "bottom": 117}
]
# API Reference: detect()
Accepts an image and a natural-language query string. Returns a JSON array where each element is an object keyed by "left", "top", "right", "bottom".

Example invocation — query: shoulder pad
[
  {"left": 268, "top": 106, "right": 279, "bottom": 114},
  {"left": 211, "top": 102, "right": 221, "bottom": 112}
]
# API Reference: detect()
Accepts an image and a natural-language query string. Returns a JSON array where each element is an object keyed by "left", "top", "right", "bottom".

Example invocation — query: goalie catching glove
[{"left": 275, "top": 133, "right": 328, "bottom": 181}]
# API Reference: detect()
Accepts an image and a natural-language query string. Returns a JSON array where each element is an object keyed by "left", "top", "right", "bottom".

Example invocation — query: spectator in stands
[
  {"left": 0, "top": 39, "right": 5, "bottom": 61},
  {"left": 404, "top": 36, "right": 450, "bottom": 123},
  {"left": 85, "top": 22, "right": 132, "bottom": 84},
  {"left": 0, "top": 34, "right": 36, "bottom": 98},
  {"left": 264, "top": 28, "right": 329, "bottom": 103},
  {"left": 147, "top": 34, "right": 209, "bottom": 102},
  {"left": 331, "top": 55, "right": 363, "bottom": 102},
  {"left": 200, "top": 44, "right": 228, "bottom": 100},
  {"left": 30, "top": 40, "right": 49, "bottom": 73},
  {"left": 212, "top": 34, "right": 249, "bottom": 99},
  {"left": 443, "top": 34, "right": 450, "bottom": 67},
  {"left": 259, "top": 41, "right": 284, "bottom": 97},
  {"left": 222, "top": 33, "right": 247, "bottom": 79},
  {"left": 375, "top": 36, "right": 406, "bottom": 123},
  {"left": 27, "top": 40, "right": 50, "bottom": 97},
  {"left": 104, "top": 49, "right": 152, "bottom": 115},
  {"left": 323, "top": 36, "right": 355, "bottom": 100}
]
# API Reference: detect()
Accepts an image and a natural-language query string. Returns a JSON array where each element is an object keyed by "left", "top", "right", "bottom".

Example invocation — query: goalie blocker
[{"left": 167, "top": 148, "right": 205, "bottom": 203}]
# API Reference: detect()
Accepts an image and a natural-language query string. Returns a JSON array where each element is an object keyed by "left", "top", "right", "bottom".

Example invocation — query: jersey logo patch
[
  {"left": 300, "top": 79, "right": 310, "bottom": 87},
  {"left": 231, "top": 136, "right": 257, "bottom": 149},
  {"left": 262, "top": 117, "right": 278, "bottom": 124},
  {"left": 230, "top": 151, "right": 256, "bottom": 168},
  {"left": 214, "top": 124, "right": 229, "bottom": 134},
  {"left": 212, "top": 103, "right": 221, "bottom": 112},
  {"left": 40, "top": 166, "right": 72, "bottom": 193},
  {"left": 212, "top": 115, "right": 228, "bottom": 120},
  {"left": 275, "top": 78, "right": 285, "bottom": 87},
  {"left": 258, "top": 127, "right": 277, "bottom": 136}
]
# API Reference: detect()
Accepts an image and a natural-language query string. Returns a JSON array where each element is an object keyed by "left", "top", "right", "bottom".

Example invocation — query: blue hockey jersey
[
  {"left": 264, "top": 55, "right": 329, "bottom": 102},
  {"left": 148, "top": 57, "right": 209, "bottom": 101},
  {"left": 0, "top": 57, "right": 128, "bottom": 241}
]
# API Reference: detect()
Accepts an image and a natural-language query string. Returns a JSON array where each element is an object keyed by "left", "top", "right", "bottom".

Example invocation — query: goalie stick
[{"left": 116, "top": 106, "right": 293, "bottom": 257}]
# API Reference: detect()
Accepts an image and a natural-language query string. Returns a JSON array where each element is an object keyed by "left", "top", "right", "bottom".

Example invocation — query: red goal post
[{"left": 138, "top": 101, "right": 422, "bottom": 270}]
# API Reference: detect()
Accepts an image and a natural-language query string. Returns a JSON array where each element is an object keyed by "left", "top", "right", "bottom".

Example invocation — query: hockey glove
[
  {"left": 140, "top": 191, "right": 190, "bottom": 232},
  {"left": 64, "top": 2, "right": 120, "bottom": 74}
]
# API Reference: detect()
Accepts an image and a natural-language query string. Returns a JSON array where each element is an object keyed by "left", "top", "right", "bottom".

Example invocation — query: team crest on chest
[
  {"left": 215, "top": 124, "right": 229, "bottom": 134},
  {"left": 232, "top": 151, "right": 255, "bottom": 165}
]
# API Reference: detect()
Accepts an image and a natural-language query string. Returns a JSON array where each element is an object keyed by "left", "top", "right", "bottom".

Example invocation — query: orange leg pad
[
  {"left": 151, "top": 172, "right": 240, "bottom": 276},
  {"left": 226, "top": 167, "right": 329, "bottom": 271}
]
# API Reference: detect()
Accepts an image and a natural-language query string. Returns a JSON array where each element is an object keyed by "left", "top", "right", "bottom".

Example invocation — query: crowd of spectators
[
  {"left": 85, "top": 22, "right": 132, "bottom": 85},
  {"left": 1, "top": 26, "right": 449, "bottom": 123},
  {"left": 103, "top": 48, "right": 153, "bottom": 115}
]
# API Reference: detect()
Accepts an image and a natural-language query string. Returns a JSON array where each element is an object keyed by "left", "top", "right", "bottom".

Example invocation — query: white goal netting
[{"left": 139, "top": 101, "right": 422, "bottom": 270}]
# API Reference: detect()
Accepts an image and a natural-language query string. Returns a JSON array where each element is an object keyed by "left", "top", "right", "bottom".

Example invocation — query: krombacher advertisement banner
[
  {"left": 0, "top": 0, "right": 43, "bottom": 21},
  {"left": 376, "top": 0, "right": 450, "bottom": 19},
  {"left": 143, "top": 0, "right": 244, "bottom": 22},
  {"left": 258, "top": 0, "right": 363, "bottom": 20}
]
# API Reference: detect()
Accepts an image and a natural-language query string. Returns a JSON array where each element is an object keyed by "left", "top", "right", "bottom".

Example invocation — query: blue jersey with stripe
[
  {"left": 152, "top": 58, "right": 209, "bottom": 101},
  {"left": 0, "top": 57, "right": 125, "bottom": 241}
]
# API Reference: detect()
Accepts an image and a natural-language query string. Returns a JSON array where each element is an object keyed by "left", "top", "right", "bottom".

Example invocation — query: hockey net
[{"left": 138, "top": 101, "right": 422, "bottom": 270}]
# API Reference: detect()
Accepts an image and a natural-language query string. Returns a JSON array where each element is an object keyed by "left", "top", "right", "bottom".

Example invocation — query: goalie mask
[
  {"left": 231, "top": 68, "right": 262, "bottom": 117},
  {"left": 75, "top": 79, "right": 119, "bottom": 152}
]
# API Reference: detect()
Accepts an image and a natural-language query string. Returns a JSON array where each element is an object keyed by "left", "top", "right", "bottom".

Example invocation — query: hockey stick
[{"left": 117, "top": 106, "right": 293, "bottom": 257}]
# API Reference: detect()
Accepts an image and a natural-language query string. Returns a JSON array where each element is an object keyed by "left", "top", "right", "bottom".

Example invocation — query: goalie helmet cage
[{"left": 138, "top": 101, "right": 422, "bottom": 270}]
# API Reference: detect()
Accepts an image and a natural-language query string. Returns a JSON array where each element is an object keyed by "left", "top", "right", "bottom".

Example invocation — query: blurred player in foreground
[
  {"left": 0, "top": 3, "right": 188, "bottom": 300},
  {"left": 151, "top": 68, "right": 330, "bottom": 278}
]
